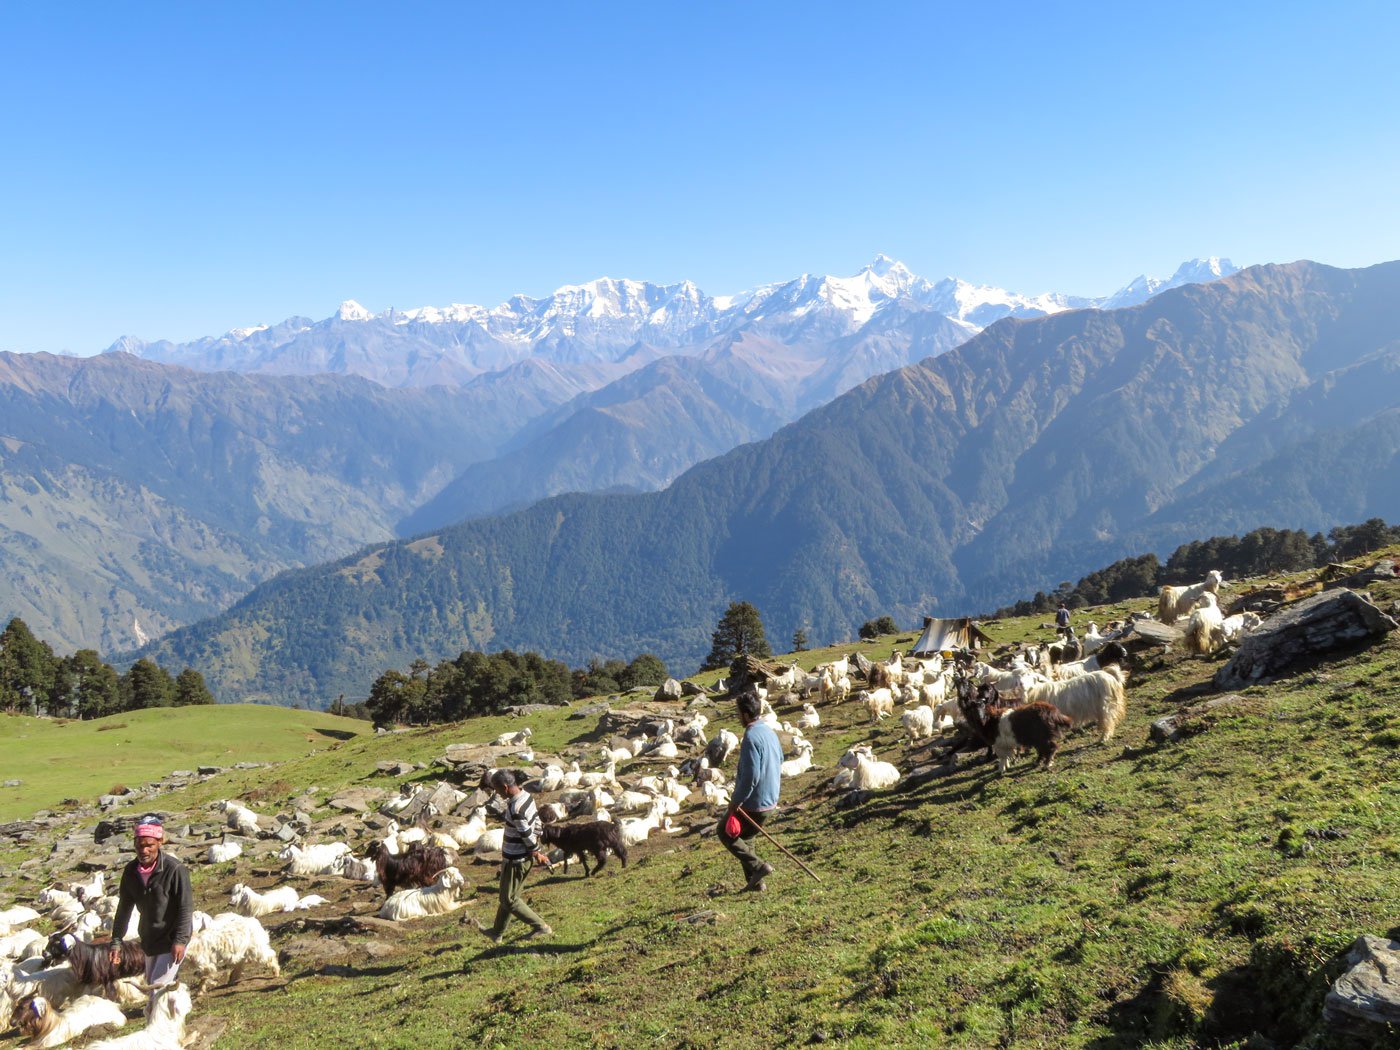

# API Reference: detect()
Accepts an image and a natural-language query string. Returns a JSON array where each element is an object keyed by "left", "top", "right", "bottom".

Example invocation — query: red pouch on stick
[{"left": 724, "top": 813, "right": 742, "bottom": 838}]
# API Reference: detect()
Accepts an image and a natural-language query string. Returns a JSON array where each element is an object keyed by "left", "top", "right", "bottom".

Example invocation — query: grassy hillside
[
  {"left": 0, "top": 705, "right": 370, "bottom": 822},
  {"left": 4, "top": 563, "right": 1400, "bottom": 1048}
]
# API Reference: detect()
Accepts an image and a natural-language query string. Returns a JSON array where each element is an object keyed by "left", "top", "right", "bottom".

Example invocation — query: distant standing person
[
  {"left": 473, "top": 770, "right": 552, "bottom": 944},
  {"left": 1056, "top": 602, "right": 1072, "bottom": 639},
  {"left": 109, "top": 815, "right": 193, "bottom": 1003},
  {"left": 719, "top": 690, "right": 783, "bottom": 892}
]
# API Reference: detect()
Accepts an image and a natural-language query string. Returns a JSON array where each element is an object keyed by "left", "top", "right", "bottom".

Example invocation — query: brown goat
[
  {"left": 540, "top": 821, "right": 628, "bottom": 876},
  {"left": 366, "top": 841, "right": 449, "bottom": 899}
]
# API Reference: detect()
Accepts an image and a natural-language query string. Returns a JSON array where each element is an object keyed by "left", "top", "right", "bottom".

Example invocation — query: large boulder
[
  {"left": 1324, "top": 934, "right": 1400, "bottom": 1035},
  {"left": 654, "top": 678, "right": 684, "bottom": 702},
  {"left": 1214, "top": 588, "right": 1398, "bottom": 690}
]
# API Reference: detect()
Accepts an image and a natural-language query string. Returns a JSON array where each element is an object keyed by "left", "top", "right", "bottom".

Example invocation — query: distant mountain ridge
[
  {"left": 136, "top": 259, "right": 1400, "bottom": 706},
  {"left": 110, "top": 256, "right": 1239, "bottom": 388}
]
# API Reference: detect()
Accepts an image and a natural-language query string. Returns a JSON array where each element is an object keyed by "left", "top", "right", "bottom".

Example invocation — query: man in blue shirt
[{"left": 720, "top": 690, "right": 783, "bottom": 892}]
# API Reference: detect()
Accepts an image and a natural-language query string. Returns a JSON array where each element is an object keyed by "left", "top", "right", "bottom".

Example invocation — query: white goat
[
  {"left": 378, "top": 868, "right": 466, "bottom": 921},
  {"left": 217, "top": 800, "right": 262, "bottom": 837},
  {"left": 473, "top": 829, "right": 505, "bottom": 860},
  {"left": 836, "top": 745, "right": 901, "bottom": 790},
  {"left": 229, "top": 883, "right": 323, "bottom": 918},
  {"left": 334, "top": 854, "right": 378, "bottom": 883},
  {"left": 857, "top": 687, "right": 895, "bottom": 723},
  {"left": 16, "top": 993, "right": 127, "bottom": 1048},
  {"left": 207, "top": 842, "right": 242, "bottom": 864},
  {"left": 1158, "top": 570, "right": 1225, "bottom": 625},
  {"left": 1184, "top": 592, "right": 1226, "bottom": 655},
  {"left": 1221, "top": 611, "right": 1263, "bottom": 642},
  {"left": 618, "top": 802, "right": 677, "bottom": 847},
  {"left": 85, "top": 983, "right": 192, "bottom": 1050},
  {"left": 901, "top": 704, "right": 938, "bottom": 742},
  {"left": 494, "top": 727, "right": 533, "bottom": 747},
  {"left": 0, "top": 963, "right": 81, "bottom": 1027},
  {"left": 447, "top": 808, "right": 489, "bottom": 850},
  {"left": 67, "top": 872, "right": 104, "bottom": 902},
  {"left": 278, "top": 842, "right": 351, "bottom": 876},
  {"left": 797, "top": 703, "right": 821, "bottom": 730},
  {"left": 780, "top": 739, "right": 814, "bottom": 778},
  {"left": 183, "top": 911, "right": 280, "bottom": 992},
  {"left": 1025, "top": 668, "right": 1128, "bottom": 742},
  {"left": 0, "top": 905, "right": 42, "bottom": 930},
  {"left": 0, "top": 927, "right": 46, "bottom": 961}
]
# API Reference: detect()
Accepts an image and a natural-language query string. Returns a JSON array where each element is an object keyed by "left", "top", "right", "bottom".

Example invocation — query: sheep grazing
[
  {"left": 228, "top": 883, "right": 323, "bottom": 918},
  {"left": 41, "top": 933, "right": 145, "bottom": 994},
  {"left": 1184, "top": 592, "right": 1226, "bottom": 655},
  {"left": 366, "top": 841, "right": 450, "bottom": 899},
  {"left": 539, "top": 821, "right": 629, "bottom": 876},
  {"left": 494, "top": 727, "right": 533, "bottom": 747},
  {"left": 182, "top": 912, "right": 280, "bottom": 992},
  {"left": 378, "top": 867, "right": 466, "bottom": 921},
  {"left": 84, "top": 982, "right": 192, "bottom": 1050},
  {"left": 856, "top": 687, "right": 895, "bottom": 723},
  {"left": 956, "top": 678, "right": 1073, "bottom": 773},
  {"left": 835, "top": 745, "right": 901, "bottom": 790},
  {"left": 15, "top": 993, "right": 128, "bottom": 1049},
  {"left": 1025, "top": 668, "right": 1128, "bottom": 743},
  {"left": 1158, "top": 569, "right": 1225, "bottom": 625},
  {"left": 278, "top": 842, "right": 351, "bottom": 876},
  {"left": 207, "top": 842, "right": 242, "bottom": 864}
]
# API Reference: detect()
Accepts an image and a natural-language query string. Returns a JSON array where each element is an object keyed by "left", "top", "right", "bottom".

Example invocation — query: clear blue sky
[{"left": 2, "top": 1, "right": 1397, "bottom": 353}]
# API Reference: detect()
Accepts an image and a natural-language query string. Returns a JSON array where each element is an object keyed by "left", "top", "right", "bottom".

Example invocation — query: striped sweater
[{"left": 501, "top": 789, "right": 542, "bottom": 860}]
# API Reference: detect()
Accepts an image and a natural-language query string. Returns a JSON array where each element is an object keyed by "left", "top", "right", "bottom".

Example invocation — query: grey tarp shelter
[{"left": 911, "top": 616, "right": 994, "bottom": 655}]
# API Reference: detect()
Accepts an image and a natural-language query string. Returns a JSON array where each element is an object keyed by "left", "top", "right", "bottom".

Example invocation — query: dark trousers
[
  {"left": 489, "top": 857, "right": 546, "bottom": 936},
  {"left": 718, "top": 808, "right": 768, "bottom": 881}
]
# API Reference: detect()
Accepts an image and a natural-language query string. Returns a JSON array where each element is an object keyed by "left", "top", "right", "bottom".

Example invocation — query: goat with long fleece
[
  {"left": 1185, "top": 592, "right": 1227, "bottom": 655},
  {"left": 228, "top": 883, "right": 324, "bottom": 918},
  {"left": 16, "top": 993, "right": 128, "bottom": 1048},
  {"left": 67, "top": 872, "right": 104, "bottom": 903},
  {"left": 539, "top": 820, "right": 629, "bottom": 876},
  {"left": 494, "top": 727, "right": 533, "bottom": 747},
  {"left": 366, "top": 841, "right": 450, "bottom": 899},
  {"left": 0, "top": 963, "right": 82, "bottom": 1029},
  {"left": 901, "top": 704, "right": 939, "bottom": 742},
  {"left": 84, "top": 982, "right": 192, "bottom": 1050},
  {"left": 207, "top": 842, "right": 242, "bottom": 864},
  {"left": 1158, "top": 570, "right": 1225, "bottom": 625},
  {"left": 216, "top": 799, "right": 261, "bottom": 837},
  {"left": 41, "top": 933, "right": 144, "bottom": 994},
  {"left": 856, "top": 687, "right": 895, "bottom": 723},
  {"left": 835, "top": 745, "right": 901, "bottom": 790},
  {"left": 956, "top": 678, "right": 1073, "bottom": 773},
  {"left": 173, "top": 911, "right": 279, "bottom": 993},
  {"left": 1025, "top": 667, "right": 1128, "bottom": 743},
  {"left": 378, "top": 868, "right": 466, "bottom": 921},
  {"left": 1053, "top": 641, "right": 1130, "bottom": 681},
  {"left": 278, "top": 842, "right": 351, "bottom": 876}
]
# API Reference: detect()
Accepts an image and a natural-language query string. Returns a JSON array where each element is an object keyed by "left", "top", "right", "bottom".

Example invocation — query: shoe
[
  {"left": 468, "top": 917, "right": 502, "bottom": 945},
  {"left": 744, "top": 862, "right": 773, "bottom": 892},
  {"left": 525, "top": 924, "right": 553, "bottom": 940}
]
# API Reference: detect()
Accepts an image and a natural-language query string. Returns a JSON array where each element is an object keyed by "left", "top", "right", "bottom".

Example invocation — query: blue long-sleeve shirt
[{"left": 730, "top": 720, "right": 783, "bottom": 811}]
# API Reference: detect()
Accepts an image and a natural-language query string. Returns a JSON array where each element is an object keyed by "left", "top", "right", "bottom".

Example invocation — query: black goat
[
  {"left": 366, "top": 840, "right": 449, "bottom": 899},
  {"left": 539, "top": 821, "right": 628, "bottom": 876}
]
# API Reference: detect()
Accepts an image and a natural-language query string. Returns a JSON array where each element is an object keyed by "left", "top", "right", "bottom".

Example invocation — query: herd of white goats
[{"left": 0, "top": 571, "right": 1244, "bottom": 1047}]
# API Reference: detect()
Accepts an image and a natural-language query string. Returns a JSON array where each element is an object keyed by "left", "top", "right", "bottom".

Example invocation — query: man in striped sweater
[{"left": 475, "top": 769, "right": 552, "bottom": 944}]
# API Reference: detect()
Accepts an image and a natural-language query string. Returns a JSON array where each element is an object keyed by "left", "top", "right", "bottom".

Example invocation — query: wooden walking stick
[{"left": 735, "top": 805, "right": 822, "bottom": 883}]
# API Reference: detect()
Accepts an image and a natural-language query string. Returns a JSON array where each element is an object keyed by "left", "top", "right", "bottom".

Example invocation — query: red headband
[{"left": 135, "top": 823, "right": 164, "bottom": 840}]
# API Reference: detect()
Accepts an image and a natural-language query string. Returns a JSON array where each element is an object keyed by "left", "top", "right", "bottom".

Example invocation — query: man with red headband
[{"left": 109, "top": 815, "right": 193, "bottom": 996}]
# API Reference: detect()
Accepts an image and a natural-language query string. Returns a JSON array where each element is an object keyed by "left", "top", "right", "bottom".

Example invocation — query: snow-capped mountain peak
[{"left": 337, "top": 300, "right": 374, "bottom": 322}]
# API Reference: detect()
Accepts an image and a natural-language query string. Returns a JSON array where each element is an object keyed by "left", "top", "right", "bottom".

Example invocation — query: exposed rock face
[
  {"left": 1324, "top": 935, "right": 1400, "bottom": 1034},
  {"left": 1214, "top": 589, "right": 1399, "bottom": 689}
]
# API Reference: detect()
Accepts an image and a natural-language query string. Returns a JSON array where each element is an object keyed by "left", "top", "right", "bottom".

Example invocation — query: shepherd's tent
[{"left": 911, "top": 616, "right": 993, "bottom": 655}]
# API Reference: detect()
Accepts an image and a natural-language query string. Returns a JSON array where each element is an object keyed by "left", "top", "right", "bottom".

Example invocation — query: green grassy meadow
[{"left": 3, "top": 563, "right": 1400, "bottom": 1048}]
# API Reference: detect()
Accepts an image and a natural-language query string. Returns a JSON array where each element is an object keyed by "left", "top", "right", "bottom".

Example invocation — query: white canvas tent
[{"left": 911, "top": 616, "right": 993, "bottom": 655}]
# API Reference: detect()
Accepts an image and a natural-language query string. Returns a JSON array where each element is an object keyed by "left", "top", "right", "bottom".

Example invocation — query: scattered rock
[
  {"left": 504, "top": 703, "right": 564, "bottom": 717},
  {"left": 2, "top": 779, "right": 21, "bottom": 788},
  {"left": 1324, "top": 934, "right": 1400, "bottom": 1034},
  {"left": 1216, "top": 588, "right": 1398, "bottom": 689},
  {"left": 374, "top": 760, "right": 417, "bottom": 777},
  {"left": 680, "top": 680, "right": 706, "bottom": 696},
  {"left": 327, "top": 796, "right": 368, "bottom": 814},
  {"left": 170, "top": 770, "right": 195, "bottom": 779},
  {"left": 1118, "top": 619, "right": 1185, "bottom": 650},
  {"left": 654, "top": 678, "right": 684, "bottom": 702},
  {"left": 570, "top": 702, "right": 610, "bottom": 720},
  {"left": 197, "top": 766, "right": 223, "bottom": 776},
  {"left": 1324, "top": 559, "right": 1400, "bottom": 591},
  {"left": 1149, "top": 694, "right": 1259, "bottom": 743},
  {"left": 676, "top": 909, "right": 723, "bottom": 925}
]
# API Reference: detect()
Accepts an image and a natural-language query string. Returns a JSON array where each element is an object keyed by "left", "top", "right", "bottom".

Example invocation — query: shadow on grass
[{"left": 312, "top": 728, "right": 359, "bottom": 741}]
